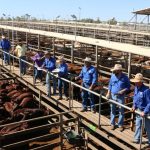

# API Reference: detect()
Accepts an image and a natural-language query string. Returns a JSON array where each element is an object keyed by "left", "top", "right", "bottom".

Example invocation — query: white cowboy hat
[
  {"left": 130, "top": 73, "right": 143, "bottom": 83},
  {"left": 2, "top": 35, "right": 5, "bottom": 39},
  {"left": 84, "top": 57, "right": 92, "bottom": 62},
  {"left": 57, "top": 56, "right": 64, "bottom": 63},
  {"left": 44, "top": 51, "right": 51, "bottom": 55},
  {"left": 111, "top": 64, "right": 123, "bottom": 72}
]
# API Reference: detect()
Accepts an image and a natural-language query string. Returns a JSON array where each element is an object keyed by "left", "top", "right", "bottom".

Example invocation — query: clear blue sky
[{"left": 0, "top": 0, "right": 150, "bottom": 21}]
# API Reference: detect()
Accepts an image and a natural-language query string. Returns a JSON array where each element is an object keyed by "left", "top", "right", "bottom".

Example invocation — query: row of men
[
  {"left": 1, "top": 35, "right": 150, "bottom": 146},
  {"left": 30, "top": 45, "right": 150, "bottom": 146}
]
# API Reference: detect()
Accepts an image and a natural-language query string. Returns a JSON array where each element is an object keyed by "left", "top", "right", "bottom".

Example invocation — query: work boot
[
  {"left": 110, "top": 125, "right": 115, "bottom": 130},
  {"left": 57, "top": 96, "right": 62, "bottom": 100},
  {"left": 64, "top": 96, "right": 69, "bottom": 101},
  {"left": 118, "top": 126, "right": 124, "bottom": 132},
  {"left": 80, "top": 108, "right": 87, "bottom": 112},
  {"left": 91, "top": 107, "right": 96, "bottom": 113}
]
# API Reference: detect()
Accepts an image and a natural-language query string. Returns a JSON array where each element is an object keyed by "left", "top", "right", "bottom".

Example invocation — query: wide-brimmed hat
[
  {"left": 57, "top": 56, "right": 64, "bottom": 63},
  {"left": 44, "top": 51, "right": 51, "bottom": 55},
  {"left": 130, "top": 73, "right": 143, "bottom": 83},
  {"left": 111, "top": 64, "right": 123, "bottom": 72},
  {"left": 84, "top": 57, "right": 92, "bottom": 62},
  {"left": 2, "top": 35, "right": 5, "bottom": 39}
]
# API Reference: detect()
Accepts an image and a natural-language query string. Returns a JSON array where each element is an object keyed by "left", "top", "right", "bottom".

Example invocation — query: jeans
[
  {"left": 3, "top": 49, "right": 10, "bottom": 64},
  {"left": 134, "top": 114, "right": 150, "bottom": 144},
  {"left": 145, "top": 117, "right": 150, "bottom": 145},
  {"left": 134, "top": 114, "right": 142, "bottom": 142},
  {"left": 46, "top": 72, "right": 57, "bottom": 97},
  {"left": 58, "top": 77, "right": 68, "bottom": 98},
  {"left": 19, "top": 56, "right": 26, "bottom": 75},
  {"left": 34, "top": 67, "right": 42, "bottom": 81},
  {"left": 81, "top": 83, "right": 95, "bottom": 109},
  {"left": 110, "top": 94, "right": 125, "bottom": 127}
]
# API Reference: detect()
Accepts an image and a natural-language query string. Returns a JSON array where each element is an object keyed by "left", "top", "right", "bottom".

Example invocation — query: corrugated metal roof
[
  {"left": 133, "top": 8, "right": 150, "bottom": 15},
  {"left": 0, "top": 25, "right": 150, "bottom": 57}
]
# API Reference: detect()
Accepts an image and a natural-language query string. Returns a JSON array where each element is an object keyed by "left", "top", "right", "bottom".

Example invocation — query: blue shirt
[
  {"left": 79, "top": 65, "right": 97, "bottom": 85},
  {"left": 108, "top": 73, "right": 130, "bottom": 94},
  {"left": 58, "top": 62, "right": 68, "bottom": 77},
  {"left": 143, "top": 89, "right": 150, "bottom": 114},
  {"left": 42, "top": 57, "right": 56, "bottom": 71},
  {"left": 133, "top": 84, "right": 149, "bottom": 113},
  {"left": 0, "top": 39, "right": 11, "bottom": 50}
]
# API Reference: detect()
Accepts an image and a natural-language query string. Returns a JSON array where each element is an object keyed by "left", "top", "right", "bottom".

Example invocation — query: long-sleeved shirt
[
  {"left": 108, "top": 73, "right": 130, "bottom": 95},
  {"left": 0, "top": 39, "right": 11, "bottom": 51},
  {"left": 79, "top": 65, "right": 97, "bottom": 85},
  {"left": 42, "top": 57, "right": 56, "bottom": 71},
  {"left": 133, "top": 84, "right": 149, "bottom": 113},
  {"left": 15, "top": 44, "right": 27, "bottom": 57},
  {"left": 31, "top": 53, "right": 44, "bottom": 67},
  {"left": 143, "top": 89, "right": 150, "bottom": 114},
  {"left": 58, "top": 62, "right": 68, "bottom": 77}
]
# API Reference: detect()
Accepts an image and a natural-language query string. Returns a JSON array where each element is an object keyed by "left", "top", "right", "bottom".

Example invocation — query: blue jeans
[
  {"left": 134, "top": 115, "right": 150, "bottom": 144},
  {"left": 134, "top": 114, "right": 142, "bottom": 142},
  {"left": 58, "top": 77, "right": 68, "bottom": 98},
  {"left": 46, "top": 72, "right": 57, "bottom": 97},
  {"left": 34, "top": 67, "right": 42, "bottom": 81},
  {"left": 3, "top": 49, "right": 10, "bottom": 64},
  {"left": 145, "top": 117, "right": 150, "bottom": 145},
  {"left": 19, "top": 56, "right": 26, "bottom": 75},
  {"left": 110, "top": 94, "right": 125, "bottom": 127},
  {"left": 81, "top": 83, "right": 95, "bottom": 109}
]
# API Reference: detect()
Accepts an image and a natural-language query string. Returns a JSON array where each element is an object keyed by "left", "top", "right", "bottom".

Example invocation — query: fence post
[
  {"left": 2, "top": 50, "right": 3, "bottom": 66},
  {"left": 59, "top": 114, "right": 63, "bottom": 150},
  {"left": 39, "top": 90, "right": 41, "bottom": 109},
  {"left": 9, "top": 52, "right": 11, "bottom": 71},
  {"left": 98, "top": 90, "right": 102, "bottom": 129},
  {"left": 33, "top": 62, "right": 35, "bottom": 86},
  {"left": 69, "top": 81, "right": 72, "bottom": 110},
  {"left": 19, "top": 57, "right": 21, "bottom": 77},
  {"left": 139, "top": 117, "right": 144, "bottom": 150}
]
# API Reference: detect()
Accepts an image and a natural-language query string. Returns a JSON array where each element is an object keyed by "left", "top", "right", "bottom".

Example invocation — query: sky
[{"left": 0, "top": 0, "right": 150, "bottom": 22}]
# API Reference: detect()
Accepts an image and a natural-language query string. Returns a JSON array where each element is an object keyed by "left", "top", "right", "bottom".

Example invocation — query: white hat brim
[{"left": 130, "top": 78, "right": 143, "bottom": 83}]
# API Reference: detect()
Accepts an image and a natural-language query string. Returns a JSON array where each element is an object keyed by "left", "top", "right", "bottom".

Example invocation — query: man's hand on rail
[
  {"left": 131, "top": 107, "right": 135, "bottom": 112},
  {"left": 140, "top": 112, "right": 145, "bottom": 117}
]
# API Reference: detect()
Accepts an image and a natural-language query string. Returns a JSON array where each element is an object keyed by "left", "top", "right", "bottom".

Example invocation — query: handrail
[
  {"left": 0, "top": 49, "right": 149, "bottom": 118},
  {"left": 1, "top": 49, "right": 150, "bottom": 150}
]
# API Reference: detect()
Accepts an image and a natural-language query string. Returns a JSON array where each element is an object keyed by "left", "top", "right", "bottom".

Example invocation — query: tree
[{"left": 108, "top": 17, "right": 117, "bottom": 25}]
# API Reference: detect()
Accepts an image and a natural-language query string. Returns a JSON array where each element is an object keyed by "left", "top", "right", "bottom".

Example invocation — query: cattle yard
[{"left": 0, "top": 16, "right": 150, "bottom": 150}]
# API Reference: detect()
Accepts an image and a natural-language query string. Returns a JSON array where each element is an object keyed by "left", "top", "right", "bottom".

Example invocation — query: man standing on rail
[
  {"left": 130, "top": 73, "right": 150, "bottom": 145},
  {"left": 15, "top": 40, "right": 27, "bottom": 76},
  {"left": 0, "top": 34, "right": 11, "bottom": 65},
  {"left": 106, "top": 64, "right": 130, "bottom": 131},
  {"left": 55, "top": 56, "right": 68, "bottom": 100},
  {"left": 42, "top": 51, "right": 56, "bottom": 97},
  {"left": 75, "top": 57, "right": 98, "bottom": 113}
]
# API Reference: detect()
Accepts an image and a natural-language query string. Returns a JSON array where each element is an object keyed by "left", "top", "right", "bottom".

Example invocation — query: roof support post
[
  {"left": 95, "top": 45, "right": 98, "bottom": 68},
  {"left": 52, "top": 37, "right": 55, "bottom": 56},
  {"left": 134, "top": 14, "right": 137, "bottom": 30},
  {"left": 147, "top": 15, "right": 149, "bottom": 32},
  {"left": 128, "top": 53, "right": 132, "bottom": 78},
  {"left": 71, "top": 41, "right": 74, "bottom": 63},
  {"left": 38, "top": 34, "right": 40, "bottom": 50},
  {"left": 26, "top": 32, "right": 28, "bottom": 49}
]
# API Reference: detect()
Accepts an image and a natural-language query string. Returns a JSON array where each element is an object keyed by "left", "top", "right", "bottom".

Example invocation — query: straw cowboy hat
[
  {"left": 130, "top": 73, "right": 143, "bottom": 83},
  {"left": 44, "top": 51, "right": 51, "bottom": 55},
  {"left": 57, "top": 56, "right": 64, "bottom": 63},
  {"left": 111, "top": 64, "right": 123, "bottom": 72},
  {"left": 84, "top": 57, "right": 92, "bottom": 62},
  {"left": 2, "top": 35, "right": 5, "bottom": 39}
]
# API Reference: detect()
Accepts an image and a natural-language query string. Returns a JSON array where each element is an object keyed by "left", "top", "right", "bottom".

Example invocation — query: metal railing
[
  {"left": 0, "top": 49, "right": 149, "bottom": 149},
  {"left": 0, "top": 111, "right": 77, "bottom": 150}
]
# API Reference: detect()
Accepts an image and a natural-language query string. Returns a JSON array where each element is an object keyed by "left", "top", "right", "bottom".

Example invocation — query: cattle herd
[{"left": 0, "top": 79, "right": 57, "bottom": 148}]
